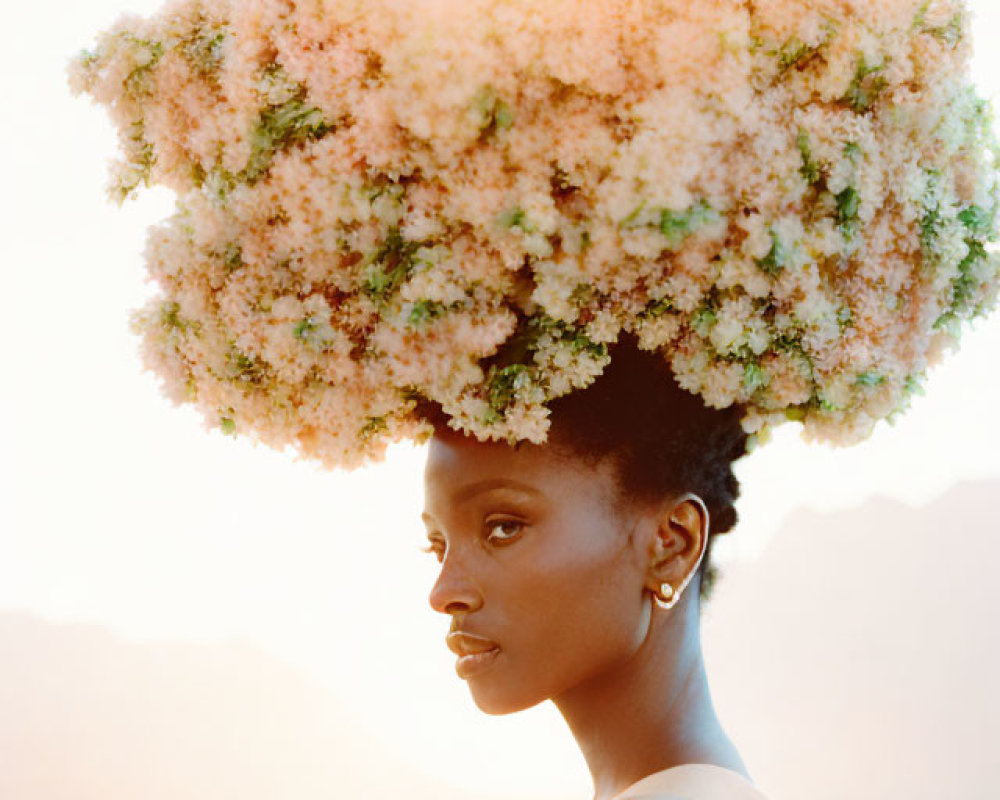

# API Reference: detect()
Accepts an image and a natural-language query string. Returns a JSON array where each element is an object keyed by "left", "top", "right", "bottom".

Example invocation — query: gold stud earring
[{"left": 654, "top": 581, "right": 679, "bottom": 610}]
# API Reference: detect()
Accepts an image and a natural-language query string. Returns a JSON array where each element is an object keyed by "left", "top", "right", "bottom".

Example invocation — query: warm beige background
[
  {"left": 2, "top": 480, "right": 997, "bottom": 800},
  {"left": 2, "top": 0, "right": 999, "bottom": 798}
]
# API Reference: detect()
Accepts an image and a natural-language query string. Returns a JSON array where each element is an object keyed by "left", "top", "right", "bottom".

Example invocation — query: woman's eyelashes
[
  {"left": 421, "top": 517, "right": 526, "bottom": 562},
  {"left": 484, "top": 517, "right": 524, "bottom": 543}
]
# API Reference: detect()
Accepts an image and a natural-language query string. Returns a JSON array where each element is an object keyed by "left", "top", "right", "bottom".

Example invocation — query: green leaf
[
  {"left": 498, "top": 206, "right": 534, "bottom": 232},
  {"left": 778, "top": 37, "right": 813, "bottom": 72},
  {"left": 784, "top": 405, "right": 808, "bottom": 422},
  {"left": 841, "top": 57, "right": 888, "bottom": 112},
  {"left": 958, "top": 205, "right": 994, "bottom": 237},
  {"left": 244, "top": 98, "right": 332, "bottom": 183},
  {"left": 407, "top": 299, "right": 448, "bottom": 326},
  {"left": 949, "top": 239, "right": 987, "bottom": 313},
  {"left": 658, "top": 199, "right": 715, "bottom": 247},
  {"left": 855, "top": 371, "right": 885, "bottom": 387},
  {"left": 743, "top": 363, "right": 769, "bottom": 393},
  {"left": 359, "top": 415, "right": 388, "bottom": 440},
  {"left": 642, "top": 296, "right": 675, "bottom": 318},
  {"left": 797, "top": 130, "right": 822, "bottom": 185},
  {"left": 836, "top": 305, "right": 854, "bottom": 329},
  {"left": 904, "top": 374, "right": 927, "bottom": 397},
  {"left": 472, "top": 85, "right": 515, "bottom": 140},
  {"left": 362, "top": 226, "right": 424, "bottom": 304},
  {"left": 836, "top": 186, "right": 861, "bottom": 238},
  {"left": 618, "top": 200, "right": 648, "bottom": 229},
  {"left": 755, "top": 230, "right": 787, "bottom": 277},
  {"left": 224, "top": 344, "right": 269, "bottom": 388},
  {"left": 223, "top": 242, "right": 243, "bottom": 273},
  {"left": 925, "top": 14, "right": 964, "bottom": 46},
  {"left": 487, "top": 364, "right": 532, "bottom": 412},
  {"left": 692, "top": 307, "right": 717, "bottom": 336}
]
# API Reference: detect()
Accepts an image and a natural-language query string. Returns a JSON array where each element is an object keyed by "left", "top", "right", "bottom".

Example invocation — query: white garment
[{"left": 612, "top": 763, "right": 770, "bottom": 800}]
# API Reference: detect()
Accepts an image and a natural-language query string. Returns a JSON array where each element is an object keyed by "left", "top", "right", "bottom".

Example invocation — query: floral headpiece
[{"left": 68, "top": 0, "right": 1000, "bottom": 469}]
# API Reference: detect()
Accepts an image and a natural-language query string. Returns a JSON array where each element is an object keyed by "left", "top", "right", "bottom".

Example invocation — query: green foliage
[
  {"left": 359, "top": 415, "right": 389, "bottom": 440},
  {"left": 924, "top": 13, "right": 964, "bottom": 46},
  {"left": 784, "top": 404, "right": 808, "bottom": 422},
  {"left": 948, "top": 239, "right": 987, "bottom": 315},
  {"left": 180, "top": 29, "right": 227, "bottom": 76},
  {"left": 618, "top": 200, "right": 648, "bottom": 229},
  {"left": 473, "top": 85, "right": 515, "bottom": 141},
  {"left": 659, "top": 200, "right": 716, "bottom": 248},
  {"left": 836, "top": 186, "right": 861, "bottom": 238},
  {"left": 777, "top": 37, "right": 814, "bottom": 72},
  {"left": 159, "top": 300, "right": 200, "bottom": 335},
  {"left": 110, "top": 120, "right": 157, "bottom": 204},
  {"left": 224, "top": 343, "right": 270, "bottom": 388},
  {"left": 498, "top": 206, "right": 536, "bottom": 233},
  {"left": 912, "top": 0, "right": 932, "bottom": 30},
  {"left": 641, "top": 295, "right": 675, "bottom": 318},
  {"left": 244, "top": 98, "right": 332, "bottom": 183},
  {"left": 772, "top": 23, "right": 838, "bottom": 74},
  {"left": 292, "top": 315, "right": 338, "bottom": 350},
  {"left": 692, "top": 307, "right": 717, "bottom": 336},
  {"left": 958, "top": 204, "right": 995, "bottom": 237},
  {"left": 855, "top": 371, "right": 885, "bottom": 387},
  {"left": 121, "top": 34, "right": 165, "bottom": 98},
  {"left": 919, "top": 171, "right": 945, "bottom": 256},
  {"left": 480, "top": 315, "right": 607, "bottom": 419},
  {"left": 362, "top": 225, "right": 425, "bottom": 305},
  {"left": 190, "top": 66, "right": 334, "bottom": 200},
  {"left": 841, "top": 57, "right": 888, "bottom": 113},
  {"left": 619, "top": 198, "right": 717, "bottom": 249},
  {"left": 487, "top": 363, "right": 531, "bottom": 413},
  {"left": 407, "top": 299, "right": 449, "bottom": 326},
  {"left": 797, "top": 130, "right": 822, "bottom": 185},
  {"left": 836, "top": 305, "right": 854, "bottom": 330},
  {"left": 904, "top": 373, "right": 927, "bottom": 397},
  {"left": 755, "top": 229, "right": 788, "bottom": 277},
  {"left": 743, "top": 362, "right": 769, "bottom": 393},
  {"left": 223, "top": 242, "right": 244, "bottom": 273}
]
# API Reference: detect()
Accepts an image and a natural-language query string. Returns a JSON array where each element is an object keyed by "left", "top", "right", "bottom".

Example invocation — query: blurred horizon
[{"left": 2, "top": 478, "right": 998, "bottom": 800}]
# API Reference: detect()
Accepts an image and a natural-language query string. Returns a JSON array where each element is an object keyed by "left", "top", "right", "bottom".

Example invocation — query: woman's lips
[
  {"left": 446, "top": 631, "right": 498, "bottom": 656},
  {"left": 454, "top": 645, "right": 501, "bottom": 679},
  {"left": 446, "top": 631, "right": 501, "bottom": 679}
]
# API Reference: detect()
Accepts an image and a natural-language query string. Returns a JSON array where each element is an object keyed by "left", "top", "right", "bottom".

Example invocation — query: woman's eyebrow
[
  {"left": 450, "top": 477, "right": 541, "bottom": 505},
  {"left": 421, "top": 478, "right": 542, "bottom": 522}
]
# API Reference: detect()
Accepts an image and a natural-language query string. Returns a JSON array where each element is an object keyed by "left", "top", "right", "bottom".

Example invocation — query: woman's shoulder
[{"left": 613, "top": 763, "right": 771, "bottom": 800}]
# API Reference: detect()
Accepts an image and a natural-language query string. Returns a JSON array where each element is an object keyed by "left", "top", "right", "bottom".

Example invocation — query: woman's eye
[{"left": 485, "top": 518, "right": 524, "bottom": 544}]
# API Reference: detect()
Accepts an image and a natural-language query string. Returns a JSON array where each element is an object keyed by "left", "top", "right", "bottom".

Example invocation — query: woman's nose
[{"left": 428, "top": 549, "right": 483, "bottom": 615}]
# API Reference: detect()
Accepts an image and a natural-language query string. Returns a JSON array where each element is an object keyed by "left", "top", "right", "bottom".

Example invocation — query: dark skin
[{"left": 422, "top": 427, "right": 750, "bottom": 800}]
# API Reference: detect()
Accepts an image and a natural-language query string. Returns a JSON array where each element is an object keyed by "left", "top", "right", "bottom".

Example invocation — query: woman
[{"left": 417, "top": 335, "right": 769, "bottom": 800}]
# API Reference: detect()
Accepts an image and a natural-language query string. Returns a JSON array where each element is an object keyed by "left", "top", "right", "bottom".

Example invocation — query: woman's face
[{"left": 421, "top": 429, "right": 656, "bottom": 715}]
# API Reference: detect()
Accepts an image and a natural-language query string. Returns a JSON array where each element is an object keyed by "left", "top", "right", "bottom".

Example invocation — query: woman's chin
[{"left": 467, "top": 682, "right": 546, "bottom": 716}]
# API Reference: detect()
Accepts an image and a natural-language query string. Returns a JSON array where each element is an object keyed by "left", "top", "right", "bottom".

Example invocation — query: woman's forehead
[{"left": 422, "top": 431, "right": 621, "bottom": 507}]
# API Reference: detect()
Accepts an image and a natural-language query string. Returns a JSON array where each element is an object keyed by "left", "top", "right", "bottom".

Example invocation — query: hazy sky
[{"left": 2, "top": 2, "right": 999, "bottom": 798}]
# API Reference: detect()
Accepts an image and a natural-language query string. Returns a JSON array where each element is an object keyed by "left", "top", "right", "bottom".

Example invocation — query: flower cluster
[{"left": 68, "top": 0, "right": 1000, "bottom": 469}]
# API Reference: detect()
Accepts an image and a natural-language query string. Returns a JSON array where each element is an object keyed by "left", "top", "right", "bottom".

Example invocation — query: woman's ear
[{"left": 646, "top": 492, "right": 710, "bottom": 593}]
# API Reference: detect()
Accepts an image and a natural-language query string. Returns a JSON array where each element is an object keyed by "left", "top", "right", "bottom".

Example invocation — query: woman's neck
[{"left": 550, "top": 597, "right": 748, "bottom": 800}]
